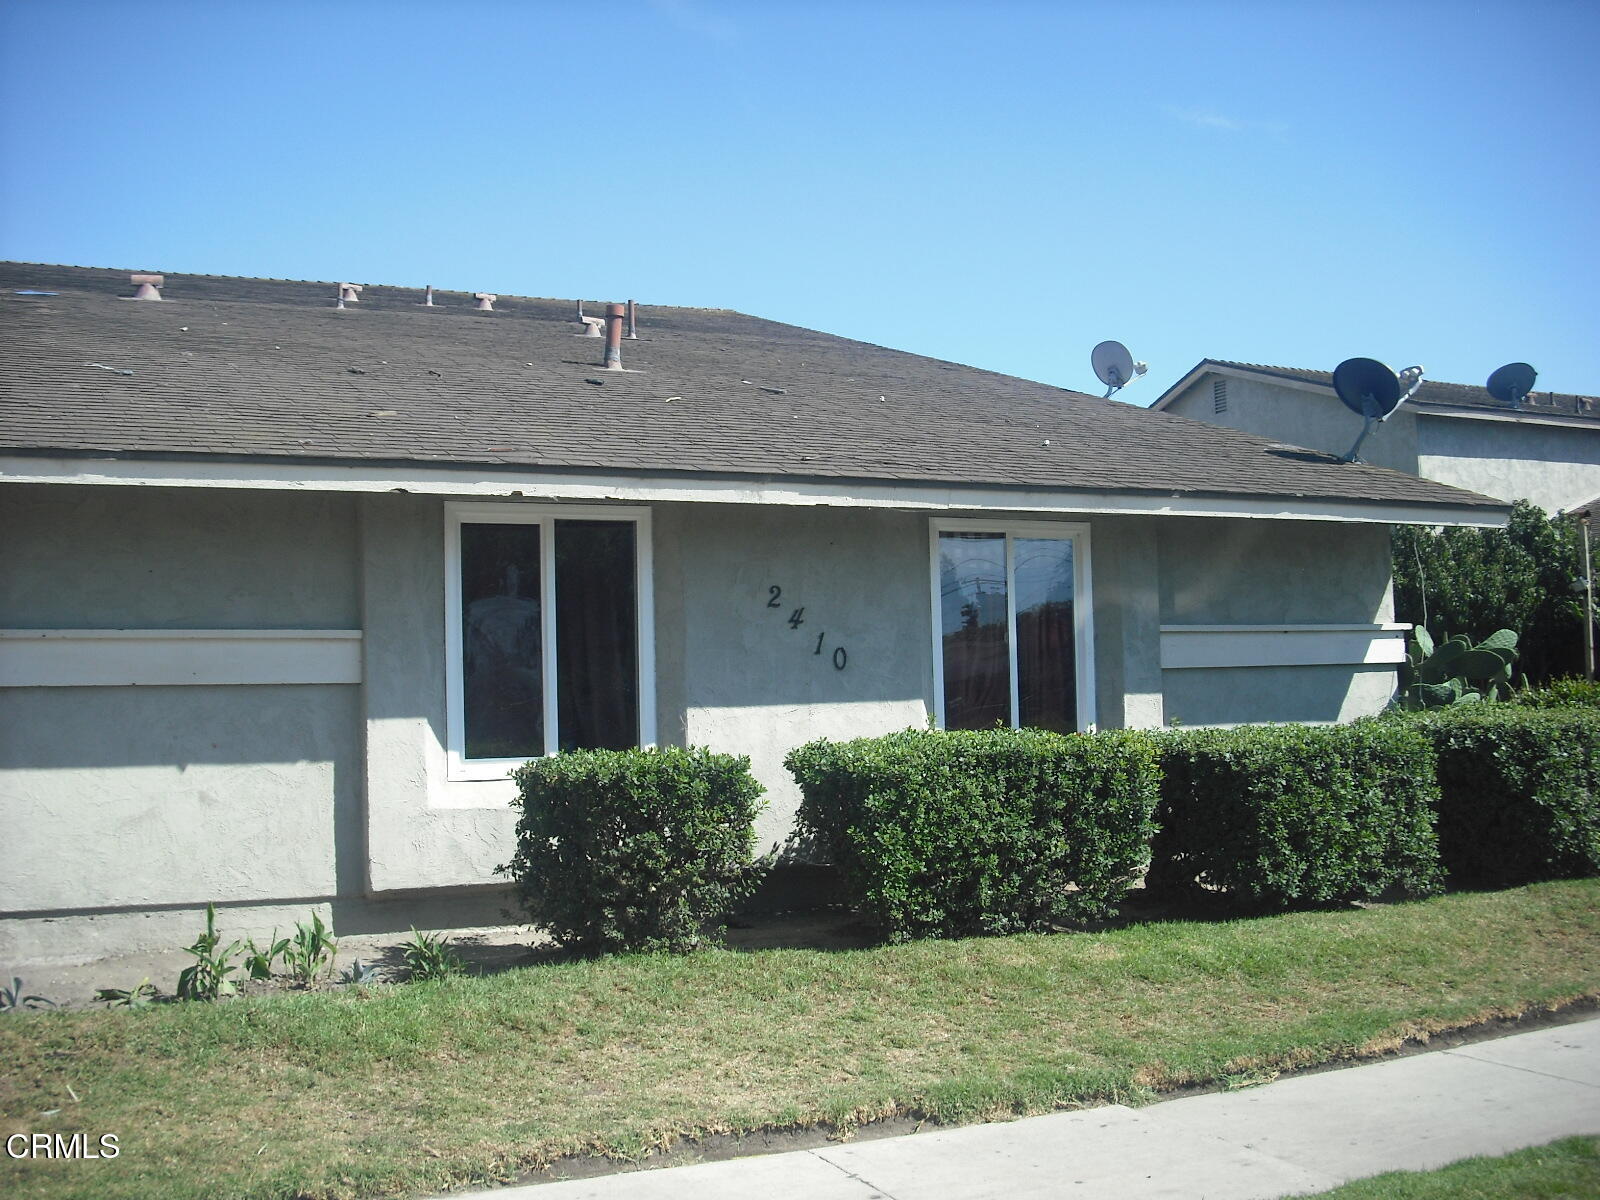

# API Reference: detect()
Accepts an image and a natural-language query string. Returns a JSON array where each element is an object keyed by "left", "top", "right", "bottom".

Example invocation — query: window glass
[
  {"left": 1015, "top": 537, "right": 1076, "bottom": 733},
  {"left": 555, "top": 520, "right": 638, "bottom": 751},
  {"left": 938, "top": 531, "right": 1011, "bottom": 730},
  {"left": 460, "top": 523, "right": 543, "bottom": 759}
]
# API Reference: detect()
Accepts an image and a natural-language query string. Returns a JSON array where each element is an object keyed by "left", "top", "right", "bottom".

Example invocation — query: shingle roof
[
  {"left": 0, "top": 263, "right": 1503, "bottom": 513},
  {"left": 1200, "top": 360, "right": 1600, "bottom": 420}
]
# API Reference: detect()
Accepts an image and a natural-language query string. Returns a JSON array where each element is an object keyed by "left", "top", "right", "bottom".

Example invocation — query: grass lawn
[
  {"left": 2, "top": 879, "right": 1598, "bottom": 1200},
  {"left": 1297, "top": 1135, "right": 1600, "bottom": 1198}
]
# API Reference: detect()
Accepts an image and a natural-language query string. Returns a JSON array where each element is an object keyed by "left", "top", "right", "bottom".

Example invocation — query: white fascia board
[
  {"left": 1412, "top": 405, "right": 1600, "bottom": 431},
  {"left": 0, "top": 454, "right": 1506, "bottom": 527},
  {"left": 0, "top": 628, "right": 362, "bottom": 687}
]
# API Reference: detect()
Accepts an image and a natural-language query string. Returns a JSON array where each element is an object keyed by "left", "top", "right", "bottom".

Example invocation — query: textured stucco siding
[
  {"left": 1158, "top": 519, "right": 1398, "bottom": 725},
  {"left": 1, "top": 483, "right": 359, "bottom": 628},
  {"left": 1416, "top": 413, "right": 1600, "bottom": 512},
  {"left": 360, "top": 494, "right": 522, "bottom": 891},
  {"left": 0, "top": 484, "right": 370, "bottom": 961},
  {"left": 654, "top": 503, "right": 934, "bottom": 854},
  {"left": 0, "top": 684, "right": 358, "bottom": 908},
  {"left": 1163, "top": 375, "right": 1421, "bottom": 475}
]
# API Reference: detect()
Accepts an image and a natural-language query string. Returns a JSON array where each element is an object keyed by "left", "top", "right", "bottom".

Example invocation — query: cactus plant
[{"left": 1396, "top": 627, "right": 1520, "bottom": 709}]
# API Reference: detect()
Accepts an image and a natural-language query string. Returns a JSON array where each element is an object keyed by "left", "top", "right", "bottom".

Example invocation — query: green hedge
[
  {"left": 1407, "top": 706, "right": 1600, "bottom": 888},
  {"left": 1149, "top": 722, "right": 1442, "bottom": 907},
  {"left": 786, "top": 727, "right": 1160, "bottom": 942},
  {"left": 1512, "top": 677, "right": 1600, "bottom": 709},
  {"left": 501, "top": 747, "right": 767, "bottom": 954}
]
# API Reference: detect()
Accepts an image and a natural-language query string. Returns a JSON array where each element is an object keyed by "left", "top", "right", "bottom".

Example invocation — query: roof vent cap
[
  {"left": 574, "top": 299, "right": 604, "bottom": 336},
  {"left": 129, "top": 273, "right": 164, "bottom": 301},
  {"left": 474, "top": 292, "right": 497, "bottom": 312}
]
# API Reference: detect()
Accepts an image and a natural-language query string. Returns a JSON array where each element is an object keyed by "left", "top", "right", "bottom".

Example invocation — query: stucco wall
[
  {"left": 1163, "top": 375, "right": 1420, "bottom": 474},
  {"left": 0, "top": 483, "right": 359, "bottom": 627},
  {"left": 0, "top": 484, "right": 376, "bottom": 962},
  {"left": 1416, "top": 413, "right": 1600, "bottom": 512},
  {"left": 655, "top": 503, "right": 935, "bottom": 854},
  {"left": 1087, "top": 516, "right": 1164, "bottom": 730},
  {"left": 1158, "top": 518, "right": 1398, "bottom": 725}
]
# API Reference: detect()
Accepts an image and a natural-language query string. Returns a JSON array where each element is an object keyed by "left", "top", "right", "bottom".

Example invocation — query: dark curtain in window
[
  {"left": 1015, "top": 537, "right": 1076, "bottom": 733},
  {"left": 461, "top": 523, "right": 543, "bottom": 758},
  {"left": 939, "top": 532, "right": 1011, "bottom": 729},
  {"left": 555, "top": 520, "right": 638, "bottom": 751}
]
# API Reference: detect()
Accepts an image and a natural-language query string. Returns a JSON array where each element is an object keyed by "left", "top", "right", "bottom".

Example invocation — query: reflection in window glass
[
  {"left": 461, "top": 523, "right": 543, "bottom": 759},
  {"left": 555, "top": 520, "right": 638, "bottom": 751},
  {"left": 939, "top": 532, "right": 1010, "bottom": 730},
  {"left": 1015, "top": 537, "right": 1076, "bottom": 733}
]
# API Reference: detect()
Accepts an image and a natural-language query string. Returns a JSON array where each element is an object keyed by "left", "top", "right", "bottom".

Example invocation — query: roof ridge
[{"left": 0, "top": 259, "right": 755, "bottom": 317}]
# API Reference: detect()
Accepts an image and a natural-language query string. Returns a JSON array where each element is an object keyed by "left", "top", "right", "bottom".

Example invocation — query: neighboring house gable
[{"left": 1154, "top": 360, "right": 1600, "bottom": 514}]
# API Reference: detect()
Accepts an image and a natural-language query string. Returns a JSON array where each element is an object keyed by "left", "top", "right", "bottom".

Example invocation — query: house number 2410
[{"left": 767, "top": 585, "right": 847, "bottom": 669}]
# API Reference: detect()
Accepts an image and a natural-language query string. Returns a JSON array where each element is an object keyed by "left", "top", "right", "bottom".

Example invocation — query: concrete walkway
[{"left": 491, "top": 1017, "right": 1600, "bottom": 1199}]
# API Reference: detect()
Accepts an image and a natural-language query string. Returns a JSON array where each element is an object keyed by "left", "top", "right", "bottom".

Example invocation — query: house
[
  {"left": 1152, "top": 360, "right": 1600, "bottom": 514},
  {"left": 0, "top": 265, "right": 1507, "bottom": 961}
]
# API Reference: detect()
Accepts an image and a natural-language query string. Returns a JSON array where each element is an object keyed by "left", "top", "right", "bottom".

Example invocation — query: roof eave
[{"left": 0, "top": 449, "right": 1510, "bottom": 528}]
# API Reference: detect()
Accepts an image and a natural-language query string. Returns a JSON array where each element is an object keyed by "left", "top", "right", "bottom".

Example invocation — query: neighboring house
[
  {"left": 1153, "top": 360, "right": 1600, "bottom": 514},
  {"left": 0, "top": 265, "right": 1506, "bottom": 961}
]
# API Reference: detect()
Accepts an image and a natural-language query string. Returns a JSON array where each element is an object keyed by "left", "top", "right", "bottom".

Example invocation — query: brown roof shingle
[{"left": 0, "top": 263, "right": 1504, "bottom": 513}]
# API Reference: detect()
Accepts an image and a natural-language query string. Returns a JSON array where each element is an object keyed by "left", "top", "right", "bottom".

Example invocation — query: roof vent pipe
[
  {"left": 421, "top": 285, "right": 435, "bottom": 307},
  {"left": 339, "top": 283, "right": 362, "bottom": 304},
  {"left": 129, "top": 273, "right": 164, "bottom": 301},
  {"left": 474, "top": 292, "right": 497, "bottom": 312},
  {"left": 626, "top": 299, "right": 639, "bottom": 340},
  {"left": 602, "top": 303, "right": 626, "bottom": 369},
  {"left": 574, "top": 299, "right": 604, "bottom": 336}
]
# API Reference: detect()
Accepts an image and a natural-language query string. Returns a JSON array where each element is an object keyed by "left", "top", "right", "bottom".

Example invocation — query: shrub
[
  {"left": 502, "top": 747, "right": 768, "bottom": 955},
  {"left": 1407, "top": 706, "right": 1600, "bottom": 888},
  {"left": 1149, "top": 722, "right": 1442, "bottom": 907},
  {"left": 1392, "top": 500, "right": 1585, "bottom": 684},
  {"left": 1513, "top": 677, "right": 1600, "bottom": 709},
  {"left": 786, "top": 727, "right": 1161, "bottom": 942}
]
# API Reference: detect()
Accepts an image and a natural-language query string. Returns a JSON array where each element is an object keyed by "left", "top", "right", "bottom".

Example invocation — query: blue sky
[{"left": 2, "top": 0, "right": 1595, "bottom": 400}]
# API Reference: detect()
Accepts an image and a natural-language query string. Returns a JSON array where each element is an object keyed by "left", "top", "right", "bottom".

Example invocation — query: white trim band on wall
[
  {"left": 1159, "top": 623, "right": 1410, "bottom": 670},
  {"left": 0, "top": 629, "right": 363, "bottom": 687}
]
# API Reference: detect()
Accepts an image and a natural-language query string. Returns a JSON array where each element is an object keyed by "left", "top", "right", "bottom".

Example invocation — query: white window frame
[
  {"left": 444, "top": 502, "right": 655, "bottom": 781},
  {"left": 928, "top": 517, "right": 1097, "bottom": 732}
]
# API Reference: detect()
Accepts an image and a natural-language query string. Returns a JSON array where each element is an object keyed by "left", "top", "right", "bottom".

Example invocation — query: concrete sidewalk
[{"left": 490, "top": 1017, "right": 1600, "bottom": 1199}]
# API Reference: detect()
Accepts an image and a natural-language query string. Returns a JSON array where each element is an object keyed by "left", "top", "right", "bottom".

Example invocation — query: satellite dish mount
[
  {"left": 1333, "top": 357, "right": 1421, "bottom": 463},
  {"left": 1091, "top": 340, "right": 1148, "bottom": 399}
]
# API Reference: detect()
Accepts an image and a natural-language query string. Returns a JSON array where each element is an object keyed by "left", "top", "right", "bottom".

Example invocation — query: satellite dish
[
  {"left": 1091, "top": 341, "right": 1148, "bottom": 398},
  {"left": 1332, "top": 357, "right": 1402, "bottom": 420},
  {"left": 1486, "top": 362, "right": 1538, "bottom": 406},
  {"left": 1333, "top": 357, "right": 1418, "bottom": 463}
]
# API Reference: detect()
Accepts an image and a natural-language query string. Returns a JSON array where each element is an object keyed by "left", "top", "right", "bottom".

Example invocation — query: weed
[
  {"left": 282, "top": 912, "right": 337, "bottom": 987},
  {"left": 243, "top": 932, "right": 290, "bottom": 981},
  {"left": 401, "top": 929, "right": 465, "bottom": 981},
  {"left": 94, "top": 979, "right": 157, "bottom": 1008},
  {"left": 175, "top": 903, "right": 241, "bottom": 1001}
]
